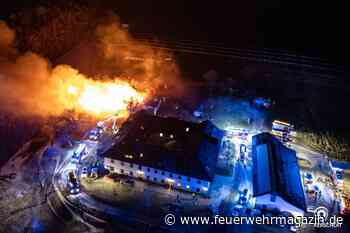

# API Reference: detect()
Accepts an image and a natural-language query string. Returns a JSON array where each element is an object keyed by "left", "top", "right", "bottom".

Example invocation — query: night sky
[{"left": 1, "top": 0, "right": 348, "bottom": 65}]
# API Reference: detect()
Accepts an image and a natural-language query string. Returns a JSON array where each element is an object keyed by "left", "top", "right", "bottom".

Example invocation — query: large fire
[
  {"left": 0, "top": 19, "right": 183, "bottom": 118},
  {"left": 56, "top": 71, "right": 146, "bottom": 117}
]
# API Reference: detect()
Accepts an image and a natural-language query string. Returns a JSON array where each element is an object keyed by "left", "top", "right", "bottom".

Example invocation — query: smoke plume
[
  {"left": 93, "top": 17, "right": 184, "bottom": 95},
  {"left": 0, "top": 16, "right": 184, "bottom": 118},
  {"left": 0, "top": 20, "right": 16, "bottom": 58}
]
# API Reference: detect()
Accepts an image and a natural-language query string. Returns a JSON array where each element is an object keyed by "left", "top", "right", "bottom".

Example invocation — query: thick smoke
[
  {"left": 93, "top": 16, "right": 185, "bottom": 96},
  {"left": 0, "top": 20, "right": 66, "bottom": 116},
  {"left": 0, "top": 17, "right": 184, "bottom": 118},
  {"left": 0, "top": 52, "right": 55, "bottom": 116},
  {"left": 0, "top": 20, "right": 15, "bottom": 51}
]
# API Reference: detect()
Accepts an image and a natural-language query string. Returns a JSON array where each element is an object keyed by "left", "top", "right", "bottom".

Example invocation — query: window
[
  {"left": 161, "top": 179, "right": 164, "bottom": 183},
  {"left": 129, "top": 171, "right": 133, "bottom": 176},
  {"left": 120, "top": 169, "right": 124, "bottom": 173},
  {"left": 153, "top": 177, "right": 157, "bottom": 182},
  {"left": 197, "top": 180, "right": 201, "bottom": 184},
  {"left": 138, "top": 165, "right": 142, "bottom": 170},
  {"left": 110, "top": 167, "right": 114, "bottom": 171},
  {"left": 111, "top": 159, "right": 114, "bottom": 163},
  {"left": 147, "top": 168, "right": 150, "bottom": 172},
  {"left": 187, "top": 177, "right": 191, "bottom": 182},
  {"left": 196, "top": 188, "right": 200, "bottom": 192},
  {"left": 146, "top": 176, "right": 150, "bottom": 180},
  {"left": 130, "top": 163, "right": 133, "bottom": 168},
  {"left": 178, "top": 176, "right": 182, "bottom": 180},
  {"left": 161, "top": 171, "right": 165, "bottom": 175},
  {"left": 169, "top": 173, "right": 173, "bottom": 178},
  {"left": 154, "top": 170, "right": 158, "bottom": 174}
]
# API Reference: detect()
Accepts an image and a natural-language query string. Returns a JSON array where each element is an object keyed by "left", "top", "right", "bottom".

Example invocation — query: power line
[
  {"left": 111, "top": 42, "right": 349, "bottom": 90},
  {"left": 132, "top": 34, "right": 338, "bottom": 64},
  {"left": 112, "top": 42, "right": 346, "bottom": 73}
]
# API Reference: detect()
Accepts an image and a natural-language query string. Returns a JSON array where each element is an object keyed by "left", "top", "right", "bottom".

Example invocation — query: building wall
[{"left": 104, "top": 157, "right": 211, "bottom": 195}]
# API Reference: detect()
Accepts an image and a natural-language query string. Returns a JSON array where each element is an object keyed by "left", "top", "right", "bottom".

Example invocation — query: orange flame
[{"left": 54, "top": 66, "right": 146, "bottom": 118}]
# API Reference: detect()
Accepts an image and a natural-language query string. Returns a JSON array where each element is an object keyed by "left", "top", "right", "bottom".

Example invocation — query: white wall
[{"left": 104, "top": 157, "right": 211, "bottom": 195}]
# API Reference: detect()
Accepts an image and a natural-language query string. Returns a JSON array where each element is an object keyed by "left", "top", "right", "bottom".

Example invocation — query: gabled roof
[
  {"left": 102, "top": 111, "right": 222, "bottom": 181},
  {"left": 252, "top": 133, "right": 307, "bottom": 211}
]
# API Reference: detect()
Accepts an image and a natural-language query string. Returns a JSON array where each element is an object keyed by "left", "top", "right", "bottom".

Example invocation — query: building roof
[
  {"left": 330, "top": 160, "right": 350, "bottom": 170},
  {"left": 102, "top": 111, "right": 222, "bottom": 181},
  {"left": 252, "top": 133, "right": 307, "bottom": 211}
]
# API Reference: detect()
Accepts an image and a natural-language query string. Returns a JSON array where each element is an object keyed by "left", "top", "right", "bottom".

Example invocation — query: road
[{"left": 46, "top": 120, "right": 347, "bottom": 233}]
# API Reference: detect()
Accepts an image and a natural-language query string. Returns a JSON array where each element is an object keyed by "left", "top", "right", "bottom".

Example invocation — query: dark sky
[
  {"left": 1, "top": 0, "right": 348, "bottom": 64},
  {"left": 103, "top": 0, "right": 350, "bottom": 64}
]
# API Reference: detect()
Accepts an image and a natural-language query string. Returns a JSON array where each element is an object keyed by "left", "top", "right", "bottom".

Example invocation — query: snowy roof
[{"left": 252, "top": 133, "right": 307, "bottom": 211}]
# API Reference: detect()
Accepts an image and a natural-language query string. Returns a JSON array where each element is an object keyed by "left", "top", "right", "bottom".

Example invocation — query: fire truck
[
  {"left": 71, "top": 143, "right": 87, "bottom": 163},
  {"left": 271, "top": 120, "right": 295, "bottom": 143}
]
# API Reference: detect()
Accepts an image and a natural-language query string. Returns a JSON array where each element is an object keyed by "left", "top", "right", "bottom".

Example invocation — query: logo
[
  {"left": 164, "top": 214, "right": 176, "bottom": 226},
  {"left": 314, "top": 206, "right": 328, "bottom": 222},
  {"left": 305, "top": 206, "right": 343, "bottom": 228}
]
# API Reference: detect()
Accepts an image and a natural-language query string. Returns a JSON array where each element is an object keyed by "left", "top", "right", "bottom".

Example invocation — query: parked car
[
  {"left": 67, "top": 171, "right": 80, "bottom": 195},
  {"left": 88, "top": 128, "right": 103, "bottom": 141},
  {"left": 240, "top": 144, "right": 247, "bottom": 161},
  {"left": 81, "top": 167, "right": 88, "bottom": 178},
  {"left": 88, "top": 131, "right": 98, "bottom": 140},
  {"left": 238, "top": 189, "right": 248, "bottom": 205},
  {"left": 71, "top": 143, "right": 87, "bottom": 163},
  {"left": 332, "top": 170, "right": 344, "bottom": 189},
  {"left": 90, "top": 167, "right": 99, "bottom": 179},
  {"left": 305, "top": 185, "right": 321, "bottom": 200},
  {"left": 304, "top": 172, "right": 313, "bottom": 185}
]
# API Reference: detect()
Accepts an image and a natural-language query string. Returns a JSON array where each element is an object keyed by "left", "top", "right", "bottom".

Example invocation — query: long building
[
  {"left": 103, "top": 111, "right": 223, "bottom": 195},
  {"left": 252, "top": 133, "right": 306, "bottom": 216}
]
